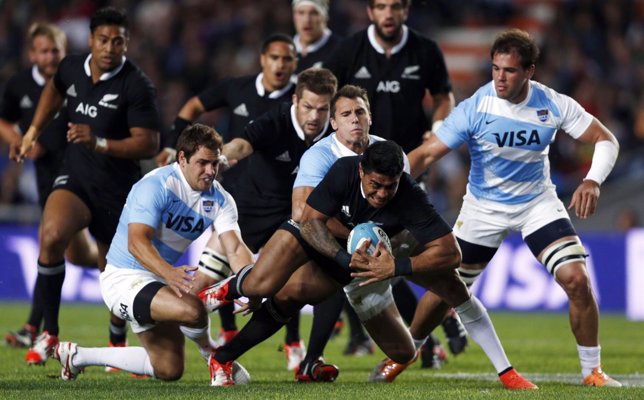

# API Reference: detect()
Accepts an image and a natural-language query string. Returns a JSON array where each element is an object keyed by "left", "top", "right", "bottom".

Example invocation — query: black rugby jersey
[
  {"left": 324, "top": 26, "right": 452, "bottom": 152},
  {"left": 294, "top": 30, "right": 343, "bottom": 73},
  {"left": 53, "top": 54, "right": 160, "bottom": 187},
  {"left": 235, "top": 101, "right": 328, "bottom": 211},
  {"left": 198, "top": 74, "right": 294, "bottom": 143},
  {"left": 307, "top": 156, "right": 451, "bottom": 245},
  {"left": 0, "top": 66, "right": 67, "bottom": 155}
]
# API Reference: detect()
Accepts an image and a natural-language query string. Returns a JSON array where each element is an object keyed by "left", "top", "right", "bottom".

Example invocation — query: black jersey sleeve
[
  {"left": 197, "top": 78, "right": 233, "bottom": 111},
  {"left": 420, "top": 37, "right": 452, "bottom": 95},
  {"left": 395, "top": 174, "right": 452, "bottom": 244},
  {"left": 0, "top": 75, "right": 21, "bottom": 122},
  {"left": 306, "top": 157, "right": 355, "bottom": 217},
  {"left": 240, "top": 105, "right": 281, "bottom": 151},
  {"left": 125, "top": 70, "right": 161, "bottom": 131},
  {"left": 52, "top": 56, "right": 74, "bottom": 96}
]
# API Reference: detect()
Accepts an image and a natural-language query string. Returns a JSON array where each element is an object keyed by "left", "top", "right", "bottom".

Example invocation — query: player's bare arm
[
  {"left": 222, "top": 138, "right": 254, "bottom": 168},
  {"left": 299, "top": 205, "right": 343, "bottom": 260},
  {"left": 291, "top": 186, "right": 314, "bottom": 222},
  {"left": 17, "top": 79, "right": 64, "bottom": 160},
  {"left": 407, "top": 133, "right": 452, "bottom": 179},
  {"left": 567, "top": 118, "right": 619, "bottom": 219},
  {"left": 218, "top": 230, "right": 254, "bottom": 273},
  {"left": 68, "top": 125, "right": 159, "bottom": 158},
  {"left": 127, "top": 222, "right": 195, "bottom": 297}
]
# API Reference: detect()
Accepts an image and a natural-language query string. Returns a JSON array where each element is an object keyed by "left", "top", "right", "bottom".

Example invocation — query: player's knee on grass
[{"left": 152, "top": 361, "right": 184, "bottom": 381}]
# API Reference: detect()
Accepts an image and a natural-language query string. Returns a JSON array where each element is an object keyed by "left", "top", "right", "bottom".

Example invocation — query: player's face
[
  {"left": 260, "top": 41, "right": 297, "bottom": 92},
  {"left": 179, "top": 145, "right": 221, "bottom": 192},
  {"left": 89, "top": 24, "right": 128, "bottom": 73},
  {"left": 29, "top": 35, "right": 65, "bottom": 79},
  {"left": 294, "top": 89, "right": 331, "bottom": 138},
  {"left": 368, "top": 0, "right": 408, "bottom": 43},
  {"left": 331, "top": 96, "right": 372, "bottom": 147},
  {"left": 359, "top": 165, "right": 400, "bottom": 208},
  {"left": 293, "top": 3, "right": 326, "bottom": 46},
  {"left": 492, "top": 51, "right": 534, "bottom": 104}
]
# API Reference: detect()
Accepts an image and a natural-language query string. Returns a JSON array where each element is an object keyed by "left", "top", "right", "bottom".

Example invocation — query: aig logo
[
  {"left": 75, "top": 102, "right": 97, "bottom": 118},
  {"left": 376, "top": 80, "right": 400, "bottom": 93}
]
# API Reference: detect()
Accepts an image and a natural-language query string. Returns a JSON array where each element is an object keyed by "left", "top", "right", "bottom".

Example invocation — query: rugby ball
[{"left": 347, "top": 222, "right": 392, "bottom": 255}]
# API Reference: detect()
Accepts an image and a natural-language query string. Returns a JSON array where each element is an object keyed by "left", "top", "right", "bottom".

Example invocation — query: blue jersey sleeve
[
  {"left": 434, "top": 98, "right": 475, "bottom": 150},
  {"left": 293, "top": 146, "right": 335, "bottom": 188},
  {"left": 126, "top": 175, "right": 167, "bottom": 228}
]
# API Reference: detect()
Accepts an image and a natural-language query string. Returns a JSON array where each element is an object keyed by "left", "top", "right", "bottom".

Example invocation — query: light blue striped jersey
[
  {"left": 294, "top": 133, "right": 410, "bottom": 188},
  {"left": 435, "top": 80, "right": 593, "bottom": 204},
  {"left": 107, "top": 163, "right": 240, "bottom": 270}
]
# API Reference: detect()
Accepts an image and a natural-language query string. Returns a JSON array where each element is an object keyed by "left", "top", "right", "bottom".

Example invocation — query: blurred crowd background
[{"left": 0, "top": 0, "right": 642, "bottom": 228}]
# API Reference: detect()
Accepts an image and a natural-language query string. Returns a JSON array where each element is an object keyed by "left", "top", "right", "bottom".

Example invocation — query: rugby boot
[
  {"left": 295, "top": 358, "right": 339, "bottom": 382},
  {"left": 52, "top": 341, "right": 84, "bottom": 381},
  {"left": 199, "top": 276, "right": 234, "bottom": 313},
  {"left": 284, "top": 340, "right": 306, "bottom": 371},
  {"left": 25, "top": 331, "right": 58, "bottom": 365},
  {"left": 499, "top": 368, "right": 538, "bottom": 390},
  {"left": 368, "top": 352, "right": 418, "bottom": 383},
  {"left": 583, "top": 366, "right": 622, "bottom": 387},
  {"left": 6, "top": 324, "right": 37, "bottom": 348}
]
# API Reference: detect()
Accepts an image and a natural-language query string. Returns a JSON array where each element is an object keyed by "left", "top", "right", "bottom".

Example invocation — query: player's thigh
[
  {"left": 276, "top": 260, "right": 341, "bottom": 307},
  {"left": 410, "top": 268, "right": 470, "bottom": 307},
  {"left": 64, "top": 228, "right": 98, "bottom": 267},
  {"left": 150, "top": 286, "right": 206, "bottom": 326},
  {"left": 40, "top": 189, "right": 91, "bottom": 243},
  {"left": 453, "top": 195, "right": 510, "bottom": 249}
]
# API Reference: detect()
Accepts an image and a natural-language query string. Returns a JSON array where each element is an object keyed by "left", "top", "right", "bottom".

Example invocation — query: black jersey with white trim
[
  {"left": 295, "top": 31, "right": 343, "bottom": 73},
  {"left": 53, "top": 54, "right": 160, "bottom": 187},
  {"left": 324, "top": 27, "right": 452, "bottom": 152},
  {"left": 306, "top": 156, "right": 451, "bottom": 245},
  {"left": 197, "top": 74, "right": 294, "bottom": 143},
  {"left": 236, "top": 101, "right": 328, "bottom": 211},
  {"left": 0, "top": 66, "right": 67, "bottom": 154}
]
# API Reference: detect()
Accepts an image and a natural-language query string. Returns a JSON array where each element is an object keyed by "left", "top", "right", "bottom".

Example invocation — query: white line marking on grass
[{"left": 426, "top": 372, "right": 644, "bottom": 387}]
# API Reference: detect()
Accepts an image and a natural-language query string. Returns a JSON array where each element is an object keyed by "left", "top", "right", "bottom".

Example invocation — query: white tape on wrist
[
  {"left": 94, "top": 137, "right": 108, "bottom": 152},
  {"left": 431, "top": 120, "right": 444, "bottom": 133},
  {"left": 164, "top": 147, "right": 177, "bottom": 163},
  {"left": 584, "top": 140, "right": 618, "bottom": 185}
]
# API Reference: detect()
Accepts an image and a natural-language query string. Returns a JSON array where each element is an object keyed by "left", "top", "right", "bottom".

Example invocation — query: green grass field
[{"left": 1, "top": 302, "right": 642, "bottom": 399}]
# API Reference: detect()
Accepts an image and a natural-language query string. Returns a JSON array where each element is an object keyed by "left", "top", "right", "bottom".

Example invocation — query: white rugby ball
[{"left": 347, "top": 222, "right": 392, "bottom": 255}]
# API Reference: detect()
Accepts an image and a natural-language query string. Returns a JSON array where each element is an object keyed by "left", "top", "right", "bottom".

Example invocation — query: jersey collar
[
  {"left": 84, "top": 54, "right": 126, "bottom": 81},
  {"left": 255, "top": 73, "right": 295, "bottom": 99},
  {"left": 290, "top": 104, "right": 328, "bottom": 142},
  {"left": 31, "top": 65, "right": 46, "bottom": 86},
  {"left": 294, "top": 28, "right": 332, "bottom": 55},
  {"left": 367, "top": 24, "right": 408, "bottom": 55}
]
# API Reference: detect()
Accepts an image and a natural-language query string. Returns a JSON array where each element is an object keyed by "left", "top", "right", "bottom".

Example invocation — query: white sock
[
  {"left": 180, "top": 318, "right": 213, "bottom": 361},
  {"left": 73, "top": 346, "right": 155, "bottom": 377},
  {"left": 454, "top": 296, "right": 511, "bottom": 373},
  {"left": 577, "top": 344, "right": 601, "bottom": 378}
]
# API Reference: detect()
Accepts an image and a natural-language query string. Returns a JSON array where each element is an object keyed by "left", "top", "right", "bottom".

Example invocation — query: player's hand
[
  {"left": 66, "top": 123, "right": 95, "bottom": 148},
  {"left": 350, "top": 241, "right": 395, "bottom": 286},
  {"left": 233, "top": 296, "right": 262, "bottom": 315},
  {"left": 17, "top": 128, "right": 39, "bottom": 162},
  {"left": 568, "top": 179, "right": 600, "bottom": 219},
  {"left": 165, "top": 265, "right": 197, "bottom": 298},
  {"left": 155, "top": 148, "right": 177, "bottom": 167}
]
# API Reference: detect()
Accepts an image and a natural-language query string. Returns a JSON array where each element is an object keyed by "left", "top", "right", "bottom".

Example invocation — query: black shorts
[
  {"left": 278, "top": 219, "right": 352, "bottom": 286},
  {"left": 238, "top": 206, "right": 290, "bottom": 253},
  {"left": 34, "top": 152, "right": 64, "bottom": 209},
  {"left": 51, "top": 169, "right": 129, "bottom": 243}
]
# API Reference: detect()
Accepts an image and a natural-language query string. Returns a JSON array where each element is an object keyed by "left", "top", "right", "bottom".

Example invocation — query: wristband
[
  {"left": 168, "top": 116, "right": 192, "bottom": 148},
  {"left": 163, "top": 147, "right": 177, "bottom": 163},
  {"left": 394, "top": 258, "right": 412, "bottom": 276},
  {"left": 431, "top": 120, "right": 444, "bottom": 133},
  {"left": 219, "top": 154, "right": 230, "bottom": 171},
  {"left": 94, "top": 137, "right": 108, "bottom": 152},
  {"left": 583, "top": 140, "right": 618, "bottom": 185},
  {"left": 334, "top": 249, "right": 352, "bottom": 270}
]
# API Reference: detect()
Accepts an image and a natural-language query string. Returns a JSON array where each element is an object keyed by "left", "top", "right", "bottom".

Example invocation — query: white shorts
[
  {"left": 100, "top": 264, "right": 165, "bottom": 333},
  {"left": 454, "top": 188, "right": 571, "bottom": 248},
  {"left": 343, "top": 278, "right": 394, "bottom": 322}
]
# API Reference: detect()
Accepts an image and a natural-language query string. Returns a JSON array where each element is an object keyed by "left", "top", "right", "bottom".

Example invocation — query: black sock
[
  {"left": 215, "top": 298, "right": 291, "bottom": 363},
  {"left": 345, "top": 302, "right": 369, "bottom": 342},
  {"left": 284, "top": 312, "right": 300, "bottom": 343},
  {"left": 26, "top": 274, "right": 46, "bottom": 330},
  {"left": 303, "top": 289, "right": 345, "bottom": 363},
  {"left": 218, "top": 302, "right": 237, "bottom": 331},
  {"left": 39, "top": 260, "right": 66, "bottom": 336},
  {"left": 109, "top": 319, "right": 127, "bottom": 344},
  {"left": 224, "top": 264, "right": 253, "bottom": 300},
  {"left": 392, "top": 278, "right": 418, "bottom": 325}
]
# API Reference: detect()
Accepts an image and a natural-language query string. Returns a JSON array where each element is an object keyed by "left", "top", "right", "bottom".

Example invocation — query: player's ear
[
  {"left": 177, "top": 150, "right": 187, "bottom": 165},
  {"left": 292, "top": 93, "right": 298, "bottom": 106}
]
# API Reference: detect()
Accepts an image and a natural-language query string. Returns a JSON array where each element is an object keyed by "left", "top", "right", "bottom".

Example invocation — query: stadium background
[{"left": 0, "top": 0, "right": 643, "bottom": 319}]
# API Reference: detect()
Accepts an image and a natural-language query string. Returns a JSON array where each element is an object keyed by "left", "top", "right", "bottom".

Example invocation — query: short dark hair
[
  {"left": 361, "top": 140, "right": 404, "bottom": 178},
  {"left": 368, "top": 0, "right": 411, "bottom": 8},
  {"left": 490, "top": 29, "right": 540, "bottom": 69},
  {"left": 295, "top": 68, "right": 338, "bottom": 99},
  {"left": 176, "top": 123, "right": 223, "bottom": 161},
  {"left": 261, "top": 33, "right": 295, "bottom": 54},
  {"left": 331, "top": 85, "right": 370, "bottom": 118},
  {"left": 90, "top": 7, "right": 129, "bottom": 35}
]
